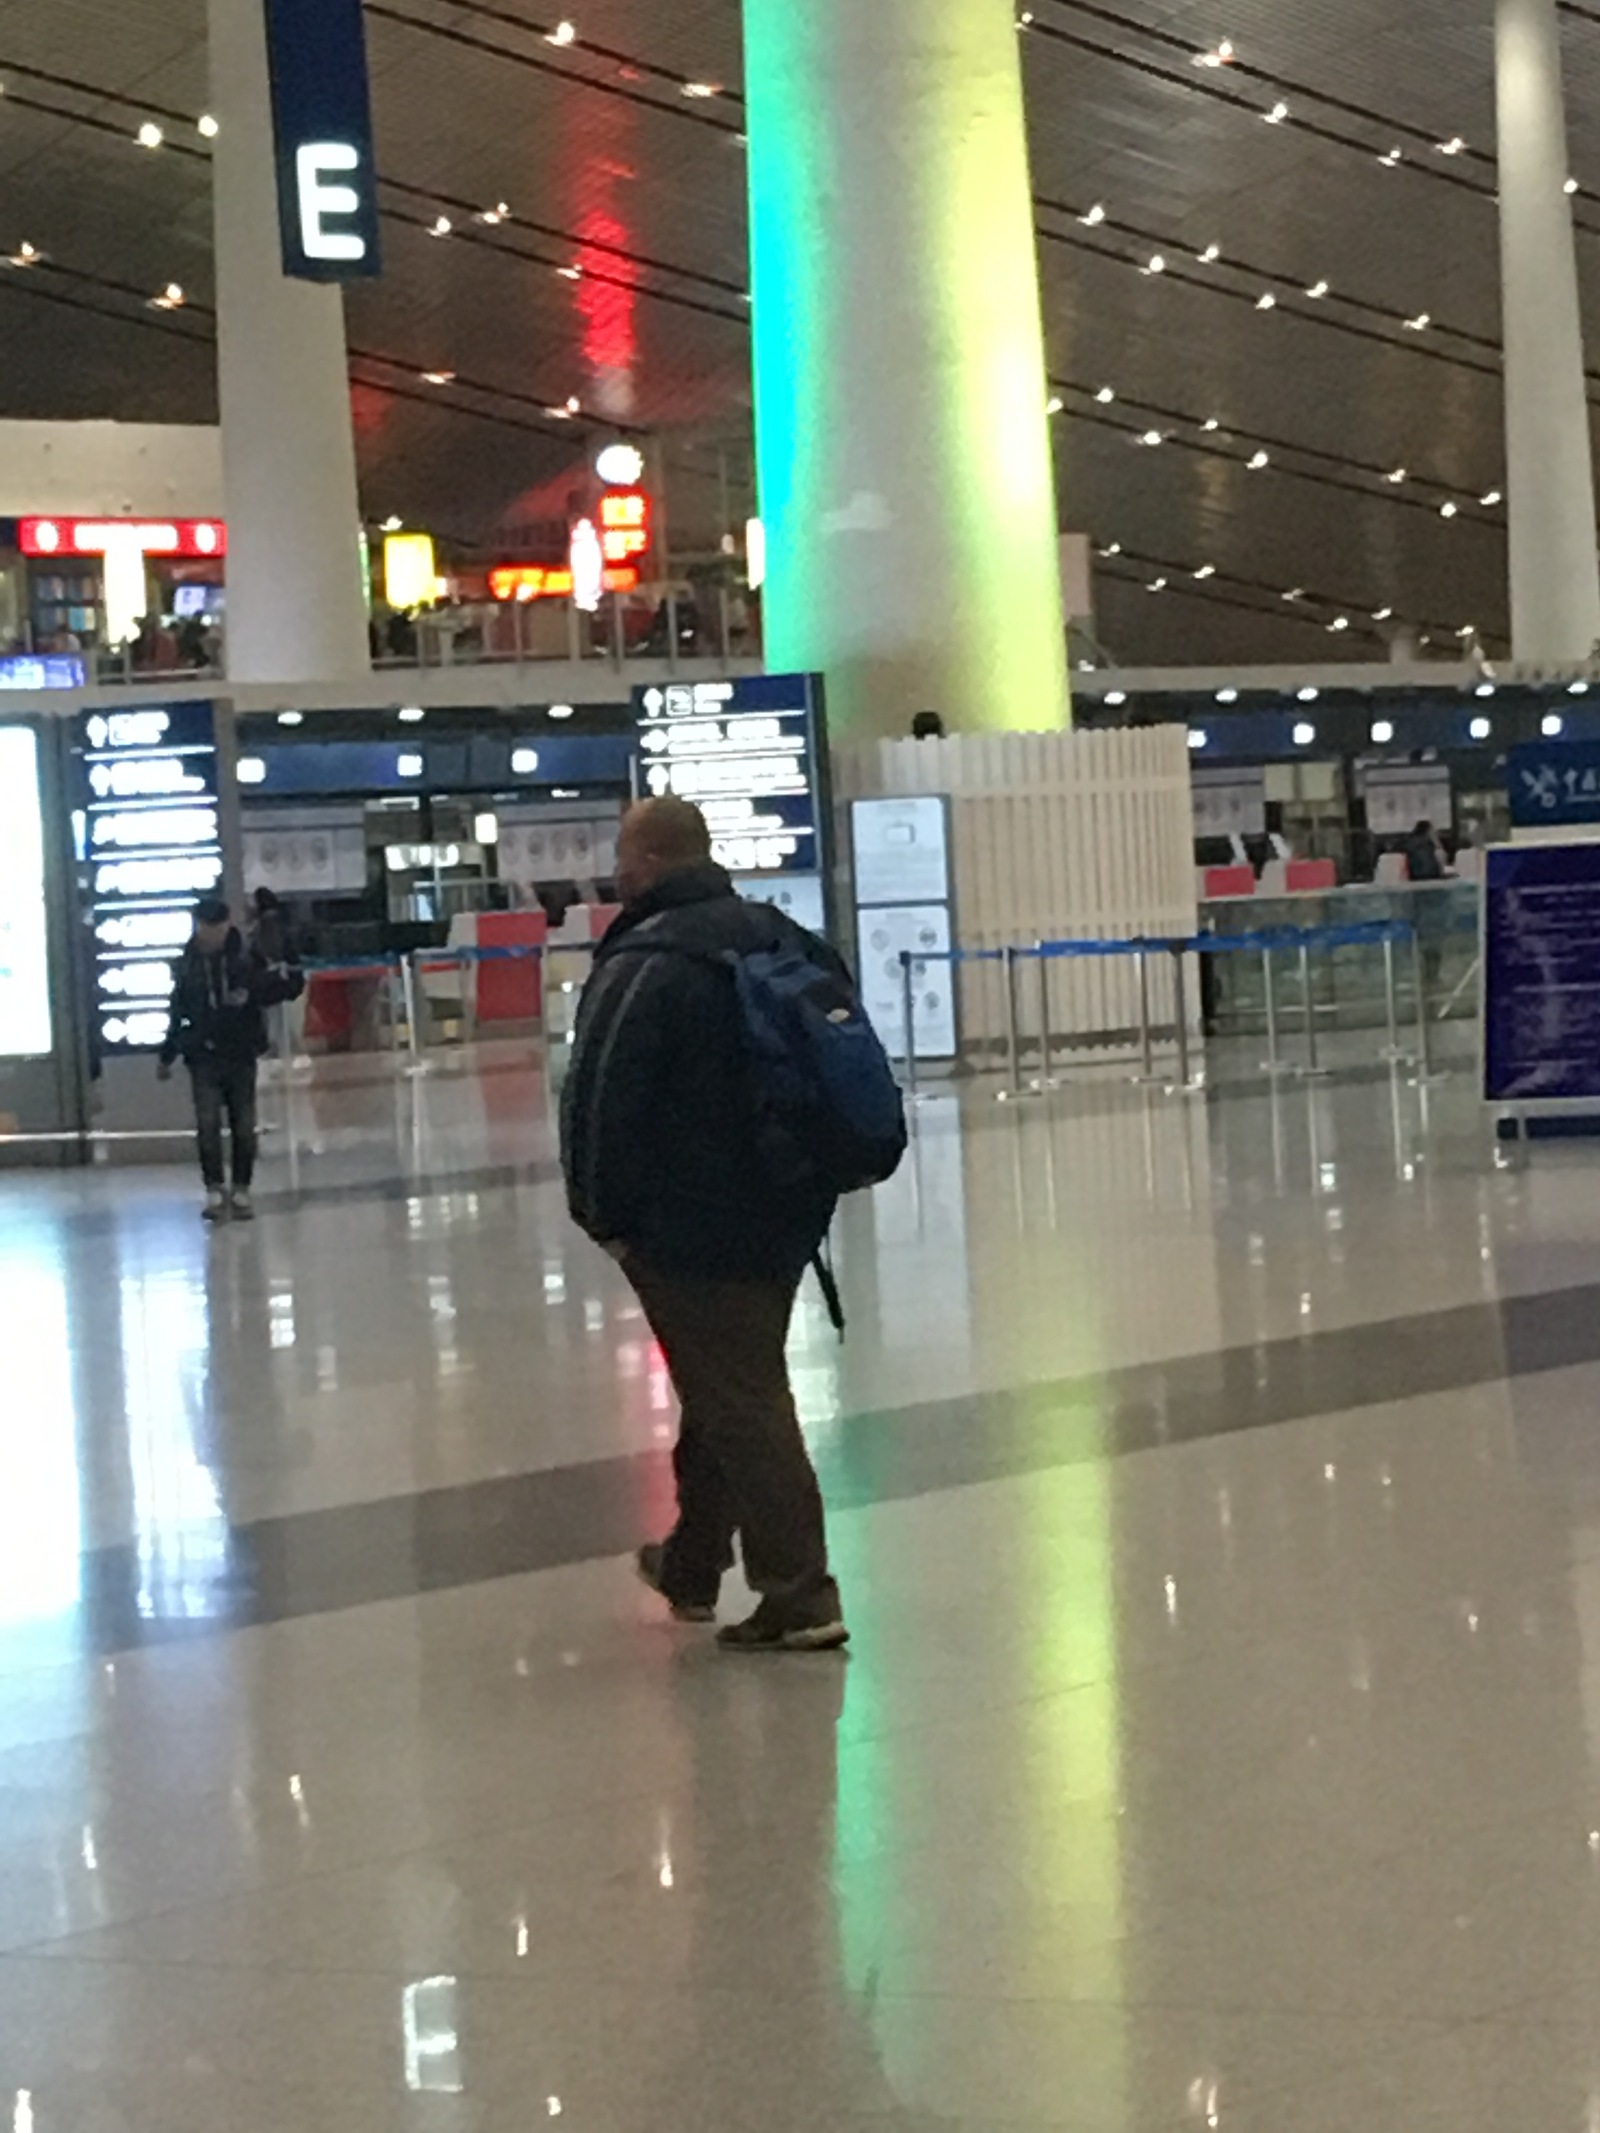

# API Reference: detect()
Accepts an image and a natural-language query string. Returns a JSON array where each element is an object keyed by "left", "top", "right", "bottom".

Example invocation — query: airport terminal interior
[{"left": 11, "top": 0, "right": 1600, "bottom": 2127}]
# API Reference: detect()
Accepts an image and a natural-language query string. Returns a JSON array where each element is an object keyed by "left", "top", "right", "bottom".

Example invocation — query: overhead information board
[
  {"left": 633, "top": 673, "right": 832, "bottom": 933},
  {"left": 77, "top": 704, "right": 223, "bottom": 1055},
  {"left": 264, "top": 0, "right": 382, "bottom": 282},
  {"left": 0, "top": 727, "right": 54, "bottom": 1059},
  {"left": 1483, "top": 841, "right": 1600, "bottom": 1105}
]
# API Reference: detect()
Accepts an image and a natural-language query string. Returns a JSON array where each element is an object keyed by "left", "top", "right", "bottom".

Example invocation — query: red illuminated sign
[
  {"left": 19, "top": 518, "right": 229, "bottom": 559},
  {"left": 488, "top": 563, "right": 640, "bottom": 602},
  {"left": 598, "top": 489, "right": 652, "bottom": 567}
]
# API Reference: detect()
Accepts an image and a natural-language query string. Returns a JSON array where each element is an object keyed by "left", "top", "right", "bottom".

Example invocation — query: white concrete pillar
[
  {"left": 742, "top": 0, "right": 1070, "bottom": 739},
  {"left": 207, "top": 0, "right": 370, "bottom": 683},
  {"left": 1496, "top": 0, "right": 1600, "bottom": 665}
]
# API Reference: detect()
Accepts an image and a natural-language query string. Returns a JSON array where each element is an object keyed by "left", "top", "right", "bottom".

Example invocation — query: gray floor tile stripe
[{"left": 55, "top": 1278, "right": 1600, "bottom": 1657}]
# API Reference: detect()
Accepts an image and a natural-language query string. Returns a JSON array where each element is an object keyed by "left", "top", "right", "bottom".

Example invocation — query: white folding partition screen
[{"left": 834, "top": 726, "right": 1197, "bottom": 1050}]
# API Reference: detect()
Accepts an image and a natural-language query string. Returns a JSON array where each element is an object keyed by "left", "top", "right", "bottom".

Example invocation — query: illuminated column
[
  {"left": 207, "top": 0, "right": 370, "bottom": 682},
  {"left": 1496, "top": 0, "right": 1600, "bottom": 665},
  {"left": 743, "top": 0, "right": 1069, "bottom": 738}
]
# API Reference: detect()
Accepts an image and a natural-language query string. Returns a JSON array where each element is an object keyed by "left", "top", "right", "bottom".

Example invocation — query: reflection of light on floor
[
  {"left": 0, "top": 1265, "right": 81, "bottom": 1628},
  {"left": 120, "top": 1270, "right": 228, "bottom": 1618}
]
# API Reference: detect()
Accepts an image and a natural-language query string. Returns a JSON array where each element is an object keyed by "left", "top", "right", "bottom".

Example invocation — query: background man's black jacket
[
  {"left": 159, "top": 929, "right": 299, "bottom": 1068},
  {"left": 560, "top": 862, "right": 840, "bottom": 1281}
]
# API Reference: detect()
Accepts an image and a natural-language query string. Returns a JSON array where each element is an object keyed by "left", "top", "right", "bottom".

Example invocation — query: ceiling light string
[
  {"left": 1020, "top": 14, "right": 1495, "bottom": 203},
  {"left": 1095, "top": 539, "right": 1483, "bottom": 647},
  {"left": 1058, "top": 384, "right": 1505, "bottom": 516},
  {"left": 417, "top": 0, "right": 740, "bottom": 106},
  {"left": 1045, "top": 219, "right": 1504, "bottom": 385},
  {"left": 1, "top": 250, "right": 616, "bottom": 442},
  {"left": 1066, "top": 397, "right": 1505, "bottom": 524},
  {"left": 1037, "top": 193, "right": 1500, "bottom": 362},
  {"left": 362, "top": 4, "right": 742, "bottom": 136},
  {"left": 0, "top": 66, "right": 752, "bottom": 330},
  {"left": 1034, "top": 0, "right": 1498, "bottom": 170}
]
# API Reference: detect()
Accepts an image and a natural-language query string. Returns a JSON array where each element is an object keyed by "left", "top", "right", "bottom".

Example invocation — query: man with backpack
[
  {"left": 561, "top": 796, "right": 905, "bottom": 1652},
  {"left": 157, "top": 896, "right": 304, "bottom": 1222}
]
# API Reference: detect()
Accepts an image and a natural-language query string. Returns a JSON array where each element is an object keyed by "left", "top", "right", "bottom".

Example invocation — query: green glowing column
[{"left": 743, "top": 0, "right": 1070, "bottom": 739}]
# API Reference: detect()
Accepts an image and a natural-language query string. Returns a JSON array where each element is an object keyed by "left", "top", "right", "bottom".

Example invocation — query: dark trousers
[
  {"left": 629, "top": 1264, "right": 837, "bottom": 1613},
  {"left": 189, "top": 1055, "right": 258, "bottom": 1191}
]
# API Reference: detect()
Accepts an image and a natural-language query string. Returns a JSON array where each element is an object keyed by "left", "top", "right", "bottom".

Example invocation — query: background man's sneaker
[
  {"left": 230, "top": 1192, "right": 255, "bottom": 1221},
  {"left": 634, "top": 1543, "right": 716, "bottom": 1624},
  {"left": 202, "top": 1190, "right": 229, "bottom": 1223},
  {"left": 717, "top": 1596, "right": 850, "bottom": 1653}
]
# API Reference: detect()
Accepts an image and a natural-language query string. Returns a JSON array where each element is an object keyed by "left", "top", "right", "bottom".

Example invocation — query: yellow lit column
[{"left": 743, "top": 0, "right": 1070, "bottom": 739}]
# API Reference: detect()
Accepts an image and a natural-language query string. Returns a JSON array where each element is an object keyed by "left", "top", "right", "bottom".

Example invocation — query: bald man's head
[{"left": 616, "top": 796, "right": 714, "bottom": 905}]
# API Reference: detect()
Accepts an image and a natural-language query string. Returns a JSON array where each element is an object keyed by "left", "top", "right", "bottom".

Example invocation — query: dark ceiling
[{"left": 0, "top": 0, "right": 1593, "bottom": 665}]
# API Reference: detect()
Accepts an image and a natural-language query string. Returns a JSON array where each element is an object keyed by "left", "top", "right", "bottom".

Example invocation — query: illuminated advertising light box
[
  {"left": 633, "top": 674, "right": 833, "bottom": 937},
  {"left": 383, "top": 532, "right": 437, "bottom": 612},
  {"left": 19, "top": 518, "right": 227, "bottom": 559},
  {"left": 264, "top": 0, "right": 382, "bottom": 282},
  {"left": 0, "top": 727, "right": 54, "bottom": 1059},
  {"left": 488, "top": 563, "right": 640, "bottom": 601},
  {"left": 76, "top": 704, "right": 223, "bottom": 1055}
]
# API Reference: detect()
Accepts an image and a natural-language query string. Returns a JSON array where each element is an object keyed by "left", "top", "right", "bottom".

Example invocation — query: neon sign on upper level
[{"left": 19, "top": 519, "right": 228, "bottom": 559}]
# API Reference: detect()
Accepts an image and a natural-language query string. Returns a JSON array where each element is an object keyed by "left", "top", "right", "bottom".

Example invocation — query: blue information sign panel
[
  {"left": 1508, "top": 742, "right": 1600, "bottom": 830},
  {"left": 1484, "top": 842, "right": 1600, "bottom": 1103},
  {"left": 633, "top": 674, "right": 832, "bottom": 934},
  {"left": 264, "top": 0, "right": 382, "bottom": 283},
  {"left": 77, "top": 703, "right": 223, "bottom": 1055}
]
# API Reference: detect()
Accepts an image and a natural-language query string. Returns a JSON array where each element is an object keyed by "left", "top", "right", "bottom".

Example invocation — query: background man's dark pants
[
  {"left": 188, "top": 1057, "right": 258, "bottom": 1191},
  {"left": 629, "top": 1265, "right": 839, "bottom": 1615}
]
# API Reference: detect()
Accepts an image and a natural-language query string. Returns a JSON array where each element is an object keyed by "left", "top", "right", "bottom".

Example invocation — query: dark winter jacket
[
  {"left": 560, "top": 862, "right": 841, "bottom": 1280},
  {"left": 159, "top": 929, "right": 299, "bottom": 1068}
]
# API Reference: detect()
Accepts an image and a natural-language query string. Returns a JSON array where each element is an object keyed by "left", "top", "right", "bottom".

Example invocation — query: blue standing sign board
[
  {"left": 263, "top": 0, "right": 383, "bottom": 282},
  {"left": 1484, "top": 842, "right": 1600, "bottom": 1104}
]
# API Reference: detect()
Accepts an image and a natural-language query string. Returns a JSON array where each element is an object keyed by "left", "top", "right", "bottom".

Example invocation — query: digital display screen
[
  {"left": 634, "top": 675, "right": 830, "bottom": 927},
  {"left": 78, "top": 704, "right": 223, "bottom": 1054},
  {"left": 0, "top": 727, "right": 54, "bottom": 1059}
]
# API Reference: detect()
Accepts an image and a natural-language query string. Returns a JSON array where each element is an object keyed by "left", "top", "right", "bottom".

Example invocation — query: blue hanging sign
[
  {"left": 1507, "top": 741, "right": 1600, "bottom": 829},
  {"left": 263, "top": 0, "right": 383, "bottom": 283}
]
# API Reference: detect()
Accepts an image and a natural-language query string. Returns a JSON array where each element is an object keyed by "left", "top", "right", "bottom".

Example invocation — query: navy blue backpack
[{"left": 723, "top": 942, "right": 908, "bottom": 1200}]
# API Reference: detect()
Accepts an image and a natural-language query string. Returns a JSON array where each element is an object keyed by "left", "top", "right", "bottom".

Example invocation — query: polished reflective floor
[{"left": 6, "top": 1036, "right": 1600, "bottom": 2127}]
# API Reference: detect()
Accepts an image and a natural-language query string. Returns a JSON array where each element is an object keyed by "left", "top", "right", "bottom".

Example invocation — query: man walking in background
[
  {"left": 562, "top": 797, "right": 902, "bottom": 1652},
  {"left": 158, "top": 897, "right": 300, "bottom": 1222}
]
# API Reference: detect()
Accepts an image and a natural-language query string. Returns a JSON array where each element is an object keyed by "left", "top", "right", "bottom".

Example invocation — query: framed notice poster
[
  {"left": 0, "top": 727, "right": 53, "bottom": 1058},
  {"left": 850, "top": 795, "right": 957, "bottom": 1063},
  {"left": 1483, "top": 841, "right": 1600, "bottom": 1105}
]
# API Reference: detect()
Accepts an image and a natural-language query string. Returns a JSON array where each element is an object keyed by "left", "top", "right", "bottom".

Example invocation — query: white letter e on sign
[{"left": 296, "top": 141, "right": 367, "bottom": 262}]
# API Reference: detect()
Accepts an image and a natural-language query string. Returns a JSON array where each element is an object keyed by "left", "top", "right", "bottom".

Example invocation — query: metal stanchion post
[
  {"left": 1134, "top": 945, "right": 1159, "bottom": 1084},
  {"left": 1262, "top": 945, "right": 1287, "bottom": 1077},
  {"left": 1172, "top": 946, "right": 1194, "bottom": 1091},
  {"left": 401, "top": 951, "right": 427, "bottom": 1076},
  {"left": 1380, "top": 932, "right": 1409, "bottom": 1063},
  {"left": 1034, "top": 943, "right": 1054, "bottom": 1089},
  {"left": 900, "top": 951, "right": 919, "bottom": 1102},
  {"left": 1298, "top": 940, "right": 1328, "bottom": 1079},
  {"left": 1410, "top": 929, "right": 1441, "bottom": 1082},
  {"left": 1001, "top": 946, "right": 1024, "bottom": 1100}
]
